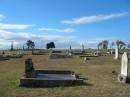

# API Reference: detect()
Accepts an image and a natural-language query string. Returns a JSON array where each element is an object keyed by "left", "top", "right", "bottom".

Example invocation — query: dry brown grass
[{"left": 0, "top": 54, "right": 130, "bottom": 97}]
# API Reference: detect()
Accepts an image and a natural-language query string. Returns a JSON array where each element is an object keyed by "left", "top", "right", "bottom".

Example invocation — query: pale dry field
[{"left": 0, "top": 54, "right": 130, "bottom": 97}]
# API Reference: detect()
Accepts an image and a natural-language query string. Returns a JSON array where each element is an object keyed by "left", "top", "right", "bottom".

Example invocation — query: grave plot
[
  {"left": 97, "top": 51, "right": 111, "bottom": 56},
  {"left": 0, "top": 54, "right": 23, "bottom": 60},
  {"left": 51, "top": 50, "right": 62, "bottom": 53},
  {"left": 20, "top": 58, "right": 87, "bottom": 87},
  {"left": 71, "top": 51, "right": 86, "bottom": 56},
  {"left": 79, "top": 55, "right": 98, "bottom": 58},
  {"left": 32, "top": 49, "right": 48, "bottom": 55},
  {"left": 7, "top": 54, "right": 23, "bottom": 58},
  {"left": 79, "top": 54, "right": 98, "bottom": 61},
  {"left": 0, "top": 55, "right": 9, "bottom": 60},
  {"left": 49, "top": 53, "right": 72, "bottom": 59}
]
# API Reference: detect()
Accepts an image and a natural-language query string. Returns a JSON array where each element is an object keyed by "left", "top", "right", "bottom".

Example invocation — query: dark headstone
[{"left": 25, "top": 58, "right": 36, "bottom": 78}]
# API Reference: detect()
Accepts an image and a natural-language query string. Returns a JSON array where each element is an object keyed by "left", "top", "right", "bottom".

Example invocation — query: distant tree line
[
  {"left": 25, "top": 40, "right": 55, "bottom": 50},
  {"left": 12, "top": 39, "right": 130, "bottom": 50}
]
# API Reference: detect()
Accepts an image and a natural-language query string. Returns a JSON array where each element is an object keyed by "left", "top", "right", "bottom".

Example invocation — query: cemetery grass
[
  {"left": 0, "top": 50, "right": 32, "bottom": 55},
  {"left": 0, "top": 54, "right": 130, "bottom": 97}
]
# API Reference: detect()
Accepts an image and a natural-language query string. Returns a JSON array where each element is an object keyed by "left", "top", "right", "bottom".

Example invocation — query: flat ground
[{"left": 0, "top": 53, "right": 130, "bottom": 97}]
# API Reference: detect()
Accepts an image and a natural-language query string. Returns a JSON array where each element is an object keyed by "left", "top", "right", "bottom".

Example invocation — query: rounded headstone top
[{"left": 121, "top": 52, "right": 128, "bottom": 76}]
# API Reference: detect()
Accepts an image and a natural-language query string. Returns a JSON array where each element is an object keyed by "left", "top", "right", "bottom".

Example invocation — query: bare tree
[
  {"left": 127, "top": 43, "right": 130, "bottom": 49},
  {"left": 98, "top": 40, "right": 109, "bottom": 49},
  {"left": 116, "top": 40, "right": 125, "bottom": 49},
  {"left": 110, "top": 41, "right": 115, "bottom": 49},
  {"left": 102, "top": 40, "right": 109, "bottom": 49},
  {"left": 98, "top": 42, "right": 102, "bottom": 50}
]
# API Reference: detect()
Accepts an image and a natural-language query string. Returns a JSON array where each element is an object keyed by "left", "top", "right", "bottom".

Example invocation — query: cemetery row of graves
[{"left": 0, "top": 40, "right": 130, "bottom": 97}]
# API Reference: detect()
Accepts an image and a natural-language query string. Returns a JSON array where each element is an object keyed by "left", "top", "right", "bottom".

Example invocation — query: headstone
[
  {"left": 2, "top": 51, "right": 5, "bottom": 55},
  {"left": 69, "top": 45, "right": 71, "bottom": 51},
  {"left": 84, "top": 57, "right": 87, "bottom": 62},
  {"left": 80, "top": 43, "right": 85, "bottom": 53},
  {"left": 118, "top": 52, "right": 129, "bottom": 83},
  {"left": 114, "top": 48, "right": 119, "bottom": 60},
  {"left": 82, "top": 44, "right": 84, "bottom": 52},
  {"left": 95, "top": 50, "right": 99, "bottom": 56},
  {"left": 107, "top": 51, "right": 110, "bottom": 55},
  {"left": 68, "top": 52, "right": 72, "bottom": 56},
  {"left": 11, "top": 41, "right": 14, "bottom": 51},
  {"left": 25, "top": 58, "right": 36, "bottom": 78},
  {"left": 121, "top": 52, "right": 128, "bottom": 76},
  {"left": 110, "top": 50, "right": 113, "bottom": 54}
]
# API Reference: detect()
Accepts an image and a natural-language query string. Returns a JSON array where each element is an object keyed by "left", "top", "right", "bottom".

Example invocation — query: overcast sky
[{"left": 0, "top": 0, "right": 130, "bottom": 49}]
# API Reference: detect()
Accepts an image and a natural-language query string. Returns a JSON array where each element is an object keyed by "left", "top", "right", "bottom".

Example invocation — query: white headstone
[
  {"left": 110, "top": 50, "right": 113, "bottom": 54},
  {"left": 94, "top": 51, "right": 99, "bottom": 56},
  {"left": 121, "top": 52, "right": 128, "bottom": 76},
  {"left": 80, "top": 42, "right": 84, "bottom": 52},
  {"left": 114, "top": 48, "right": 119, "bottom": 60},
  {"left": 84, "top": 57, "right": 87, "bottom": 62},
  {"left": 68, "top": 52, "right": 72, "bottom": 56}
]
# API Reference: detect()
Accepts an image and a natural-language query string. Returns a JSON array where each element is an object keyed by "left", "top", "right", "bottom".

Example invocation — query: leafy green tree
[{"left": 26, "top": 40, "right": 35, "bottom": 50}]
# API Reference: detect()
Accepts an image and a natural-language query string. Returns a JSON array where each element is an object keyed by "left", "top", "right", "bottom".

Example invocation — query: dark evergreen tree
[{"left": 46, "top": 42, "right": 55, "bottom": 49}]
